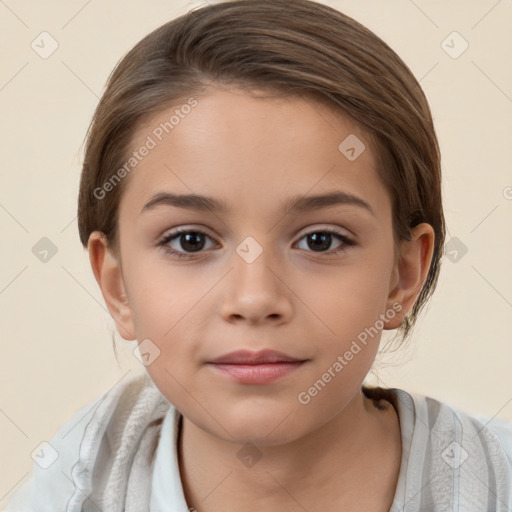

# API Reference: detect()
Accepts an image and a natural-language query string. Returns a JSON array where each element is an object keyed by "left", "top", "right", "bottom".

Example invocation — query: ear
[
  {"left": 87, "top": 231, "right": 136, "bottom": 341},
  {"left": 384, "top": 223, "right": 435, "bottom": 329}
]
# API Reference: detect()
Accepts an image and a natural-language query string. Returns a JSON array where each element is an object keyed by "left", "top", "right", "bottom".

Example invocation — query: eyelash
[{"left": 157, "top": 227, "right": 356, "bottom": 260}]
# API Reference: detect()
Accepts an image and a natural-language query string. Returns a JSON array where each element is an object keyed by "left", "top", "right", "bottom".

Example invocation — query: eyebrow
[{"left": 140, "top": 190, "right": 375, "bottom": 217}]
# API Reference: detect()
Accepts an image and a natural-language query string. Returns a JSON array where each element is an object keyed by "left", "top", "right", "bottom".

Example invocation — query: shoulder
[
  {"left": 479, "top": 415, "right": 512, "bottom": 462},
  {"left": 391, "top": 388, "right": 512, "bottom": 509},
  {"left": 410, "top": 391, "right": 512, "bottom": 462},
  {"left": 3, "top": 371, "right": 167, "bottom": 512}
]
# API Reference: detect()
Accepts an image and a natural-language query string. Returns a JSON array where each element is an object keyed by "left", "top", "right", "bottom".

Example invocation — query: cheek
[
  {"left": 298, "top": 257, "right": 392, "bottom": 332},
  {"left": 123, "top": 261, "right": 214, "bottom": 362},
  {"left": 124, "top": 257, "right": 199, "bottom": 332}
]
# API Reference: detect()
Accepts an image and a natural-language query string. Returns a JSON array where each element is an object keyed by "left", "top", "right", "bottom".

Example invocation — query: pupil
[
  {"left": 308, "top": 232, "right": 331, "bottom": 252},
  {"left": 181, "top": 232, "right": 205, "bottom": 252}
]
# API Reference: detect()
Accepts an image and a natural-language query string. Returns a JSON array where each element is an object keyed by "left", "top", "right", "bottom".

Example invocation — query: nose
[{"left": 220, "top": 247, "right": 293, "bottom": 325}]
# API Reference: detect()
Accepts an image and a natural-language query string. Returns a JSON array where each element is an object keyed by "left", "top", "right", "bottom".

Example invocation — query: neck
[{"left": 177, "top": 389, "right": 402, "bottom": 512}]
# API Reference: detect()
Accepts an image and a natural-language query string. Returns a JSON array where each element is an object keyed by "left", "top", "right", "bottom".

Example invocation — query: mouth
[{"left": 207, "top": 349, "right": 309, "bottom": 384}]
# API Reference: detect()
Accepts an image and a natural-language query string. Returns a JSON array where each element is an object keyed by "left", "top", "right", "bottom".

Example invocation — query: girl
[{"left": 4, "top": 0, "right": 511, "bottom": 511}]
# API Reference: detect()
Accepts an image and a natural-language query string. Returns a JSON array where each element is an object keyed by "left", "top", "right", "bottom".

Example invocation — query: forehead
[{"left": 119, "top": 87, "right": 389, "bottom": 221}]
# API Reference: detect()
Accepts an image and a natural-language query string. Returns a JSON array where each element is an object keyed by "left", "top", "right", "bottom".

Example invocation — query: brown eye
[
  {"left": 174, "top": 232, "right": 207, "bottom": 252},
  {"left": 158, "top": 229, "right": 218, "bottom": 259},
  {"left": 296, "top": 230, "right": 354, "bottom": 253}
]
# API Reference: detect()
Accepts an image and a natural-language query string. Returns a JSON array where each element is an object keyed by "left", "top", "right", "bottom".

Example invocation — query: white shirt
[{"left": 3, "top": 373, "right": 512, "bottom": 511}]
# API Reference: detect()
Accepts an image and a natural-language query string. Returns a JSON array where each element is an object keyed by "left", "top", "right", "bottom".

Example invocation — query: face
[{"left": 100, "top": 87, "right": 407, "bottom": 445}]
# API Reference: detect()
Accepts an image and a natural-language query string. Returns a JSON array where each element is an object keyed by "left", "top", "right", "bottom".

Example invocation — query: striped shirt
[
  {"left": 3, "top": 373, "right": 512, "bottom": 511},
  {"left": 372, "top": 387, "right": 512, "bottom": 511}
]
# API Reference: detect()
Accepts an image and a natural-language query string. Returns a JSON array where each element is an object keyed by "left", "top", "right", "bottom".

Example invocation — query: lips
[
  {"left": 208, "top": 349, "right": 305, "bottom": 365},
  {"left": 207, "top": 349, "right": 308, "bottom": 384}
]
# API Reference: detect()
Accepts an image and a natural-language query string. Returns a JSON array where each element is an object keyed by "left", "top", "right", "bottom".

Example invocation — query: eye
[
  {"left": 295, "top": 229, "right": 355, "bottom": 254},
  {"left": 158, "top": 228, "right": 218, "bottom": 259},
  {"left": 157, "top": 227, "right": 356, "bottom": 260}
]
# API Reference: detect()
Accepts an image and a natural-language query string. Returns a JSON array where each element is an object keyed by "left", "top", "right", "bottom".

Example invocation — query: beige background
[{"left": 1, "top": 0, "right": 511, "bottom": 504}]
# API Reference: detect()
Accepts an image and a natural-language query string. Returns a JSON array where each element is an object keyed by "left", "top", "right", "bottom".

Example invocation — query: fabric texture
[
  {"left": 376, "top": 387, "right": 512, "bottom": 511},
  {"left": 3, "top": 372, "right": 171, "bottom": 512},
  {"left": 3, "top": 372, "right": 512, "bottom": 512}
]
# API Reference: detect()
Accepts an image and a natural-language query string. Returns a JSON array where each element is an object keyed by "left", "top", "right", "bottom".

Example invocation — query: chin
[
  {"left": 226, "top": 425, "right": 304, "bottom": 448},
  {"left": 211, "top": 403, "right": 308, "bottom": 445}
]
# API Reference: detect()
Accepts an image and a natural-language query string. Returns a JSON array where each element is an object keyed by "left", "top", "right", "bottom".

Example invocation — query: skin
[{"left": 88, "top": 86, "right": 435, "bottom": 511}]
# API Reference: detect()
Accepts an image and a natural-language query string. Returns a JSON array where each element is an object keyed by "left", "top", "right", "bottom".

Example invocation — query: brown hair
[{"left": 77, "top": 0, "right": 445, "bottom": 348}]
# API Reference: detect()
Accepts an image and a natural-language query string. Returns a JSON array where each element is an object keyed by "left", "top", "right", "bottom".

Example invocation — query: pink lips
[{"left": 207, "top": 349, "right": 307, "bottom": 384}]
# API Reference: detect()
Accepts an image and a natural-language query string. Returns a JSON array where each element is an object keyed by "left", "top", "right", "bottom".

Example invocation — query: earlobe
[
  {"left": 384, "top": 223, "right": 435, "bottom": 330},
  {"left": 87, "top": 231, "right": 136, "bottom": 341}
]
